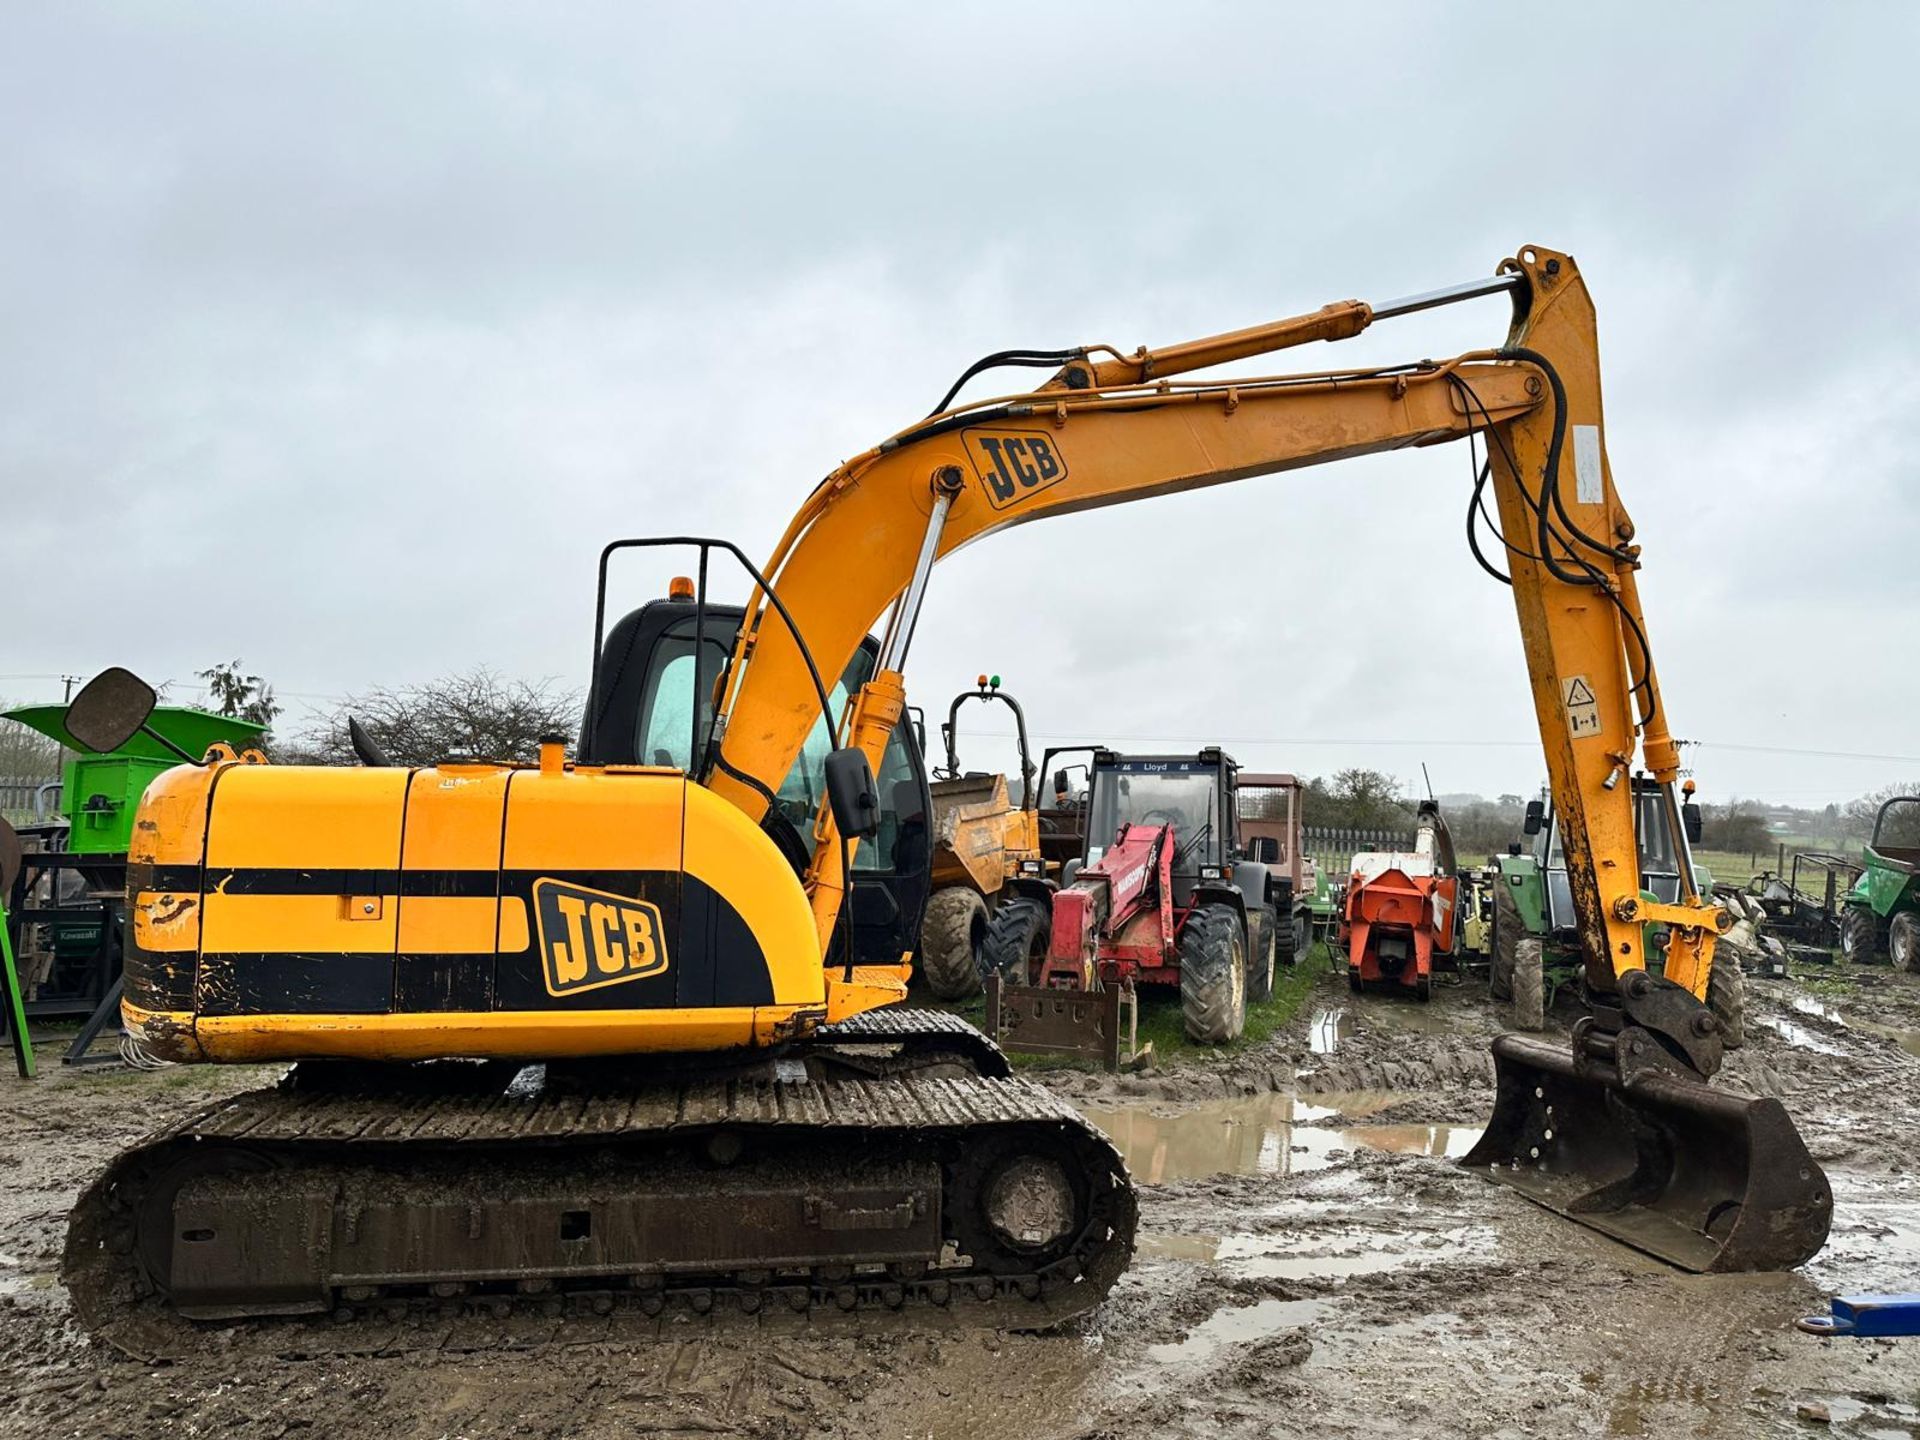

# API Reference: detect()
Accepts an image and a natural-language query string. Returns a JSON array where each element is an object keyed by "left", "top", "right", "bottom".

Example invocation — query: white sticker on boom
[
  {"left": 1563, "top": 674, "right": 1602, "bottom": 738},
  {"left": 1573, "top": 424, "right": 1603, "bottom": 505}
]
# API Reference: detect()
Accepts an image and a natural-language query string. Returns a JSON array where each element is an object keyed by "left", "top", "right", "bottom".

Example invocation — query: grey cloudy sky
[{"left": 6, "top": 3, "right": 1918, "bottom": 807}]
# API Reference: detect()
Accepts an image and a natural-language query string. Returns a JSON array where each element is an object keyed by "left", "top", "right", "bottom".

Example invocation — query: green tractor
[
  {"left": 1489, "top": 779, "right": 1740, "bottom": 1042},
  {"left": 1838, "top": 795, "right": 1920, "bottom": 970}
]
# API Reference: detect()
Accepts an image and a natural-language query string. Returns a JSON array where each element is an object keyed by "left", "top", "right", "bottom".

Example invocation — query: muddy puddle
[
  {"left": 1759, "top": 988, "right": 1920, "bottom": 1059},
  {"left": 1306, "top": 1000, "right": 1473, "bottom": 1053},
  {"left": 1081, "top": 1090, "right": 1483, "bottom": 1184}
]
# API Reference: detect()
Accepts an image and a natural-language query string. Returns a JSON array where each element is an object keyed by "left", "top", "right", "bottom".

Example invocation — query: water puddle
[
  {"left": 1854, "top": 1019, "right": 1920, "bottom": 1059},
  {"left": 1306, "top": 1001, "right": 1463, "bottom": 1054},
  {"left": 1081, "top": 1092, "right": 1482, "bottom": 1184},
  {"left": 1308, "top": 1008, "right": 1350, "bottom": 1053},
  {"left": 1758, "top": 998, "right": 1912, "bottom": 1067},
  {"left": 1755, "top": 1015, "right": 1850, "bottom": 1057},
  {"left": 1798, "top": 1394, "right": 1920, "bottom": 1439},
  {"left": 0, "top": 1252, "right": 54, "bottom": 1298},
  {"left": 1146, "top": 1296, "right": 1332, "bottom": 1364}
]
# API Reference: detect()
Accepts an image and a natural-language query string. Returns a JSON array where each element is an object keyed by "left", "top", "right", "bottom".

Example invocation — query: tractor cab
[
  {"left": 1081, "top": 748, "right": 1237, "bottom": 903},
  {"left": 1523, "top": 778, "right": 1704, "bottom": 936}
]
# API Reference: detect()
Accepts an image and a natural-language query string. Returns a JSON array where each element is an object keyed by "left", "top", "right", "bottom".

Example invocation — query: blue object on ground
[{"left": 1797, "top": 1295, "right": 1920, "bottom": 1337}]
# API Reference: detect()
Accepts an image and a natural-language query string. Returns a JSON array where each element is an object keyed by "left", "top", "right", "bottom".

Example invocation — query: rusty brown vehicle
[{"left": 1236, "top": 772, "right": 1319, "bottom": 966}]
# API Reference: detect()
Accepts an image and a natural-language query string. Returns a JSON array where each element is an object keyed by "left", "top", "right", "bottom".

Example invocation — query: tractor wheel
[
  {"left": 1706, "top": 954, "right": 1746, "bottom": 1049},
  {"left": 919, "top": 887, "right": 989, "bottom": 1000},
  {"left": 1491, "top": 880, "right": 1522, "bottom": 1001},
  {"left": 1275, "top": 908, "right": 1299, "bottom": 969},
  {"left": 1292, "top": 910, "right": 1310, "bottom": 962},
  {"left": 1180, "top": 904, "right": 1247, "bottom": 1045},
  {"left": 1512, "top": 938, "right": 1545, "bottom": 1031},
  {"left": 1891, "top": 912, "right": 1920, "bottom": 974},
  {"left": 1247, "top": 905, "right": 1278, "bottom": 1003},
  {"left": 1839, "top": 906, "right": 1881, "bottom": 965},
  {"left": 978, "top": 895, "right": 1051, "bottom": 986}
]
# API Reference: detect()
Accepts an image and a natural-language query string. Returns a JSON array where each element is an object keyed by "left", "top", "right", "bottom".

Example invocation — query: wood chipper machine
[{"left": 1342, "top": 800, "right": 1462, "bottom": 1001}]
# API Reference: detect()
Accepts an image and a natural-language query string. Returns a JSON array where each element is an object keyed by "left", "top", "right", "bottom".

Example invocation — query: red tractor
[
  {"left": 980, "top": 748, "right": 1282, "bottom": 1054},
  {"left": 1341, "top": 800, "right": 1462, "bottom": 1000}
]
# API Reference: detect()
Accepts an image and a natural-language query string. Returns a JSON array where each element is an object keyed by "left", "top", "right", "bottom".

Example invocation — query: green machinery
[
  {"left": 4, "top": 703, "right": 267, "bottom": 855},
  {"left": 0, "top": 701, "right": 264, "bottom": 1068},
  {"left": 1838, "top": 796, "right": 1920, "bottom": 970},
  {"left": 1489, "top": 780, "right": 1738, "bottom": 1039}
]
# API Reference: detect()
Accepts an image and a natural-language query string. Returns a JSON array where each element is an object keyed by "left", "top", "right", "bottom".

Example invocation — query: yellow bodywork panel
[{"left": 123, "top": 756, "right": 833, "bottom": 1064}]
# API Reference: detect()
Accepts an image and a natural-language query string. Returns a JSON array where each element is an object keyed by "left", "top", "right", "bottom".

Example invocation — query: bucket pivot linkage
[{"left": 1462, "top": 969, "right": 1831, "bottom": 1273}]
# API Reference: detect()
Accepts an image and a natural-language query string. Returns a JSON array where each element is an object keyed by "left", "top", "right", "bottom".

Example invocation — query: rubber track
[{"left": 66, "top": 1057, "right": 1134, "bottom": 1361}]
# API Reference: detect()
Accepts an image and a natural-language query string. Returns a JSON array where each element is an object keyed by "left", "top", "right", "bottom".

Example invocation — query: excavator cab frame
[{"left": 579, "top": 547, "right": 935, "bottom": 974}]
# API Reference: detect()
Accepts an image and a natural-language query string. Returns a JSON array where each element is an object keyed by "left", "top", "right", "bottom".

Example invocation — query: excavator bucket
[{"left": 1462, "top": 1032, "right": 1832, "bottom": 1273}]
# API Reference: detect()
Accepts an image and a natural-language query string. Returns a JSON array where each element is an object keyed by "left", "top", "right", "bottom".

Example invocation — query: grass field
[{"left": 1693, "top": 842, "right": 1861, "bottom": 890}]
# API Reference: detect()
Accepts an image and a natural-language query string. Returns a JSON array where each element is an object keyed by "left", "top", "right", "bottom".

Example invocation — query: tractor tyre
[
  {"left": 1512, "top": 938, "right": 1545, "bottom": 1032},
  {"left": 1292, "top": 910, "right": 1311, "bottom": 962},
  {"left": 919, "top": 887, "right": 989, "bottom": 1000},
  {"left": 1706, "top": 953, "right": 1746, "bottom": 1050},
  {"left": 1247, "top": 904, "right": 1278, "bottom": 1003},
  {"left": 978, "top": 895, "right": 1051, "bottom": 986},
  {"left": 1491, "top": 880, "right": 1522, "bottom": 1001},
  {"left": 1839, "top": 906, "right": 1881, "bottom": 965},
  {"left": 1275, "top": 908, "right": 1299, "bottom": 969},
  {"left": 1891, "top": 912, "right": 1920, "bottom": 974},
  {"left": 1180, "top": 904, "right": 1247, "bottom": 1045}
]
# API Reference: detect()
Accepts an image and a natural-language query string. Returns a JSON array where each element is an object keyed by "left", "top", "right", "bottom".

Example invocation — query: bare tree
[
  {"left": 1, "top": 701, "right": 64, "bottom": 782},
  {"left": 1701, "top": 802, "right": 1772, "bottom": 855},
  {"left": 1841, "top": 781, "right": 1920, "bottom": 843},
  {"left": 286, "top": 669, "right": 581, "bottom": 767}
]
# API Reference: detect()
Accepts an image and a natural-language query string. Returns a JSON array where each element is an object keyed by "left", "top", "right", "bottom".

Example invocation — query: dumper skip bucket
[{"left": 1462, "top": 1032, "right": 1831, "bottom": 1272}]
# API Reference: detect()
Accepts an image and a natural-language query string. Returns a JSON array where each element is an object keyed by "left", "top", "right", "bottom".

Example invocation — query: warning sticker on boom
[{"left": 1563, "top": 675, "right": 1602, "bottom": 738}]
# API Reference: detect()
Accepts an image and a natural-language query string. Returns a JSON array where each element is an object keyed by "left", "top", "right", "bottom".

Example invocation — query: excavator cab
[{"left": 581, "top": 591, "right": 934, "bottom": 972}]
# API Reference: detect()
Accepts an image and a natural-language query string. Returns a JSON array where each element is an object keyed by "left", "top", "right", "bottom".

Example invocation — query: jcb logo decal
[
  {"left": 963, "top": 429, "right": 1069, "bottom": 511},
  {"left": 533, "top": 879, "right": 669, "bottom": 998}
]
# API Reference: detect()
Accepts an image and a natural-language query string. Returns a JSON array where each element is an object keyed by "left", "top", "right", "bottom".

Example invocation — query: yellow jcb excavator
[{"left": 62, "top": 244, "right": 1829, "bottom": 1357}]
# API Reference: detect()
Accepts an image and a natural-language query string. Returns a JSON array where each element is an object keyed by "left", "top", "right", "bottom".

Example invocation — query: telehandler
[{"left": 64, "top": 244, "right": 1828, "bottom": 1359}]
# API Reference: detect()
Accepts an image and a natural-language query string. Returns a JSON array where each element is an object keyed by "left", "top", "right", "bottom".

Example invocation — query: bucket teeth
[{"left": 1462, "top": 1032, "right": 1831, "bottom": 1273}]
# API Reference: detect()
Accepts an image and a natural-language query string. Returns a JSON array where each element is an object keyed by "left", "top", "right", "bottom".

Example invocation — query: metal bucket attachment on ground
[
  {"left": 984, "top": 974, "right": 1135, "bottom": 1070},
  {"left": 1462, "top": 1032, "right": 1831, "bottom": 1273}
]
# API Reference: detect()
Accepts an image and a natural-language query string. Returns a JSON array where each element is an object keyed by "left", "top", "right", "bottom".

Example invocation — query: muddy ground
[{"left": 4, "top": 962, "right": 1919, "bottom": 1440}]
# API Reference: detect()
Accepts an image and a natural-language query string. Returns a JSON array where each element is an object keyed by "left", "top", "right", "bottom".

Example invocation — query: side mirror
[
  {"left": 1522, "top": 800, "right": 1545, "bottom": 837},
  {"left": 1682, "top": 802, "right": 1703, "bottom": 845},
  {"left": 1507, "top": 842, "right": 1522, "bottom": 856},
  {"left": 66, "top": 667, "right": 158, "bottom": 754},
  {"left": 824, "top": 747, "right": 881, "bottom": 841}
]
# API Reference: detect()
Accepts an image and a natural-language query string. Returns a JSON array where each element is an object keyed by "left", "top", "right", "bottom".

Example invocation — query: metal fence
[
  {"left": 1302, "top": 825, "right": 1415, "bottom": 880},
  {"left": 1, "top": 776, "right": 62, "bottom": 823}
]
